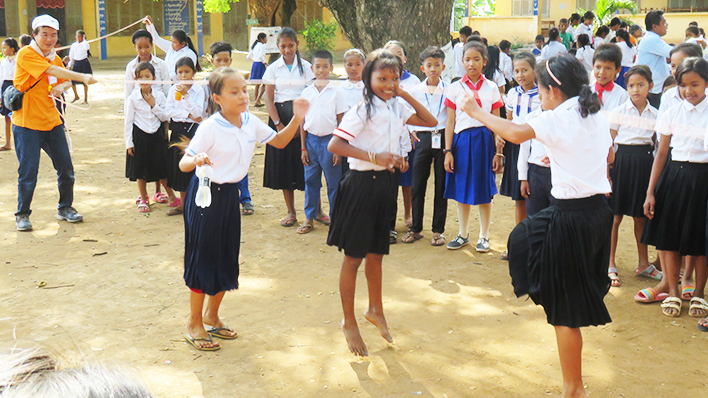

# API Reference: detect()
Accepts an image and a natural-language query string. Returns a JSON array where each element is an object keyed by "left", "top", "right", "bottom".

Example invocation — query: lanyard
[{"left": 424, "top": 80, "right": 446, "bottom": 118}]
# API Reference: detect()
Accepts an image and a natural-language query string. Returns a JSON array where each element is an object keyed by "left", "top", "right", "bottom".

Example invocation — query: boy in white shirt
[
  {"left": 297, "top": 50, "right": 348, "bottom": 234},
  {"left": 453, "top": 26, "right": 472, "bottom": 81},
  {"left": 592, "top": 44, "right": 629, "bottom": 112},
  {"left": 499, "top": 40, "right": 514, "bottom": 83}
]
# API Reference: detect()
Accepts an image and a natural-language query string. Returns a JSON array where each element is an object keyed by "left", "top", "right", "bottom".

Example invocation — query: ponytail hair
[
  {"left": 547, "top": 27, "right": 560, "bottom": 45},
  {"left": 278, "top": 27, "right": 304, "bottom": 76},
  {"left": 537, "top": 54, "right": 600, "bottom": 118},
  {"left": 172, "top": 30, "right": 202, "bottom": 72},
  {"left": 616, "top": 29, "right": 633, "bottom": 48},
  {"left": 484, "top": 45, "right": 500, "bottom": 81},
  {"left": 252, "top": 32, "right": 267, "bottom": 49}
]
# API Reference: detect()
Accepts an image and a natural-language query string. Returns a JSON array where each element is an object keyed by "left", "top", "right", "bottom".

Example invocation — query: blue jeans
[
  {"left": 13, "top": 124, "right": 74, "bottom": 216},
  {"left": 304, "top": 134, "right": 342, "bottom": 220},
  {"left": 237, "top": 174, "right": 251, "bottom": 204}
]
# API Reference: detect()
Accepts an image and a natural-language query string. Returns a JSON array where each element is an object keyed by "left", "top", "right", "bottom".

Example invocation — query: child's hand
[
  {"left": 459, "top": 94, "right": 480, "bottom": 117},
  {"left": 50, "top": 85, "right": 64, "bottom": 98},
  {"left": 194, "top": 153, "right": 212, "bottom": 167},
  {"left": 492, "top": 154, "right": 504, "bottom": 173},
  {"left": 127, "top": 147, "right": 134, "bottom": 156},
  {"left": 83, "top": 74, "right": 97, "bottom": 85},
  {"left": 394, "top": 85, "right": 409, "bottom": 99},
  {"left": 541, "top": 156, "right": 550, "bottom": 165},
  {"left": 398, "top": 158, "right": 409, "bottom": 173},
  {"left": 495, "top": 134, "right": 506, "bottom": 149},
  {"left": 188, "top": 114, "right": 202, "bottom": 123},
  {"left": 301, "top": 149, "right": 309, "bottom": 166},
  {"left": 444, "top": 152, "right": 454, "bottom": 173},
  {"left": 144, "top": 15, "right": 153, "bottom": 26},
  {"left": 644, "top": 193, "right": 655, "bottom": 219},
  {"left": 292, "top": 98, "right": 311, "bottom": 120},
  {"left": 520, "top": 180, "right": 530, "bottom": 198},
  {"left": 177, "top": 84, "right": 189, "bottom": 95},
  {"left": 142, "top": 92, "right": 156, "bottom": 108},
  {"left": 332, "top": 154, "right": 341, "bottom": 166},
  {"left": 375, "top": 152, "right": 401, "bottom": 172}
]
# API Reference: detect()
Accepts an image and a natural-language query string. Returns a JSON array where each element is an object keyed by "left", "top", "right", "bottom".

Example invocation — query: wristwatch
[{"left": 274, "top": 120, "right": 281, "bottom": 126}]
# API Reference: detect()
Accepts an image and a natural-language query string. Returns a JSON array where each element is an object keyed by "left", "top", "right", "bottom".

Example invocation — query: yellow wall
[{"left": 468, "top": 16, "right": 537, "bottom": 44}]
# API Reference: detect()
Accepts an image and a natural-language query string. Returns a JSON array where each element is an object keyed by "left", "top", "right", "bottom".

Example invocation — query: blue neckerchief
[
  {"left": 401, "top": 70, "right": 412, "bottom": 80},
  {"left": 515, "top": 86, "right": 539, "bottom": 117}
]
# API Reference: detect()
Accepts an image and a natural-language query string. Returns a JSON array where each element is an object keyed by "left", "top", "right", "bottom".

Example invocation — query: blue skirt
[
  {"left": 250, "top": 62, "right": 266, "bottom": 81},
  {"left": 398, "top": 147, "right": 416, "bottom": 187},
  {"left": 0, "top": 80, "right": 13, "bottom": 116},
  {"left": 444, "top": 126, "right": 497, "bottom": 205},
  {"left": 615, "top": 66, "right": 631, "bottom": 89}
]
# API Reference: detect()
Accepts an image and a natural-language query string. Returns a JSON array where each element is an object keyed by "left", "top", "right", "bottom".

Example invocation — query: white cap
[{"left": 32, "top": 15, "right": 60, "bottom": 31}]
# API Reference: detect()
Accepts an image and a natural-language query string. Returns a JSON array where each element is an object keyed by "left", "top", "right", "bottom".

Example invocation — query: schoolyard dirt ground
[{"left": 0, "top": 63, "right": 706, "bottom": 398}]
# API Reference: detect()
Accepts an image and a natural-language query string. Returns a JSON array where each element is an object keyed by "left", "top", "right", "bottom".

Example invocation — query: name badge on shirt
[{"left": 432, "top": 130, "right": 442, "bottom": 149}]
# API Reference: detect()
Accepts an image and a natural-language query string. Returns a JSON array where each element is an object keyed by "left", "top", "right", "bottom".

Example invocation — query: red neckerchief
[
  {"left": 595, "top": 80, "right": 615, "bottom": 105},
  {"left": 461, "top": 74, "right": 485, "bottom": 107}
]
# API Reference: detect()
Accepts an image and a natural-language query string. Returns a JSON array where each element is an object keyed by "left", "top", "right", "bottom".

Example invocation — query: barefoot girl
[
  {"left": 443, "top": 41, "right": 503, "bottom": 253},
  {"left": 248, "top": 32, "right": 268, "bottom": 107},
  {"left": 179, "top": 67, "right": 309, "bottom": 351},
  {"left": 642, "top": 57, "right": 708, "bottom": 320},
  {"left": 327, "top": 49, "right": 436, "bottom": 356},
  {"left": 459, "top": 53, "right": 613, "bottom": 398},
  {"left": 124, "top": 62, "right": 173, "bottom": 213},
  {"left": 165, "top": 57, "right": 205, "bottom": 216},
  {"left": 68, "top": 30, "right": 91, "bottom": 104},
  {"left": 0, "top": 38, "right": 18, "bottom": 151},
  {"left": 144, "top": 15, "right": 200, "bottom": 80}
]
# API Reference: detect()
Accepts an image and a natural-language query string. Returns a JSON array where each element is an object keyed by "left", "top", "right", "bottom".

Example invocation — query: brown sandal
[{"left": 296, "top": 223, "right": 314, "bottom": 234}]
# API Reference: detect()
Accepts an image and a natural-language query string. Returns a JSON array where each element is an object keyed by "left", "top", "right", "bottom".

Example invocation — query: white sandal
[
  {"left": 661, "top": 297, "right": 682, "bottom": 317},
  {"left": 689, "top": 297, "right": 708, "bottom": 318}
]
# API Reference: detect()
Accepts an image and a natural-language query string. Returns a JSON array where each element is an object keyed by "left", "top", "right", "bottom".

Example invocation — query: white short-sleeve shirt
[
  {"left": 301, "top": 81, "right": 349, "bottom": 137},
  {"left": 517, "top": 108, "right": 549, "bottom": 180},
  {"left": 262, "top": 56, "right": 315, "bottom": 103},
  {"left": 186, "top": 112, "right": 276, "bottom": 184},
  {"left": 617, "top": 41, "right": 637, "bottom": 67},
  {"left": 249, "top": 42, "right": 267, "bottom": 63},
  {"left": 337, "top": 80, "right": 364, "bottom": 111},
  {"left": 444, "top": 75, "right": 504, "bottom": 133},
  {"left": 506, "top": 85, "right": 541, "bottom": 125},
  {"left": 409, "top": 78, "right": 448, "bottom": 132},
  {"left": 593, "top": 82, "right": 630, "bottom": 112},
  {"left": 499, "top": 52, "right": 513, "bottom": 82},
  {"left": 526, "top": 97, "right": 613, "bottom": 199},
  {"left": 658, "top": 86, "right": 683, "bottom": 119},
  {"left": 68, "top": 41, "right": 90, "bottom": 67},
  {"left": 400, "top": 71, "right": 421, "bottom": 91},
  {"left": 576, "top": 23, "right": 594, "bottom": 39},
  {"left": 166, "top": 83, "right": 206, "bottom": 123},
  {"left": 0, "top": 56, "right": 16, "bottom": 81},
  {"left": 334, "top": 96, "right": 414, "bottom": 171},
  {"left": 657, "top": 98, "right": 708, "bottom": 163},
  {"left": 607, "top": 99, "right": 657, "bottom": 146},
  {"left": 576, "top": 45, "right": 595, "bottom": 77},
  {"left": 540, "top": 41, "right": 568, "bottom": 60},
  {"left": 125, "top": 55, "right": 172, "bottom": 99}
]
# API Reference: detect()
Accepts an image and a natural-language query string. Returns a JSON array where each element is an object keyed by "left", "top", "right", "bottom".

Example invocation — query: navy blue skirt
[
  {"left": 398, "top": 147, "right": 415, "bottom": 187},
  {"left": 0, "top": 80, "right": 12, "bottom": 116},
  {"left": 609, "top": 144, "right": 653, "bottom": 217},
  {"left": 500, "top": 142, "right": 523, "bottom": 201},
  {"left": 167, "top": 121, "right": 198, "bottom": 192},
  {"left": 184, "top": 176, "right": 241, "bottom": 295},
  {"left": 444, "top": 126, "right": 497, "bottom": 205},
  {"left": 250, "top": 62, "right": 266, "bottom": 81}
]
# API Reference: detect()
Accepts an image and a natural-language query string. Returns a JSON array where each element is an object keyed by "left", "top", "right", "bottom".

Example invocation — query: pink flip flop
[
  {"left": 634, "top": 288, "right": 669, "bottom": 303},
  {"left": 168, "top": 198, "right": 181, "bottom": 208},
  {"left": 152, "top": 192, "right": 169, "bottom": 204}
]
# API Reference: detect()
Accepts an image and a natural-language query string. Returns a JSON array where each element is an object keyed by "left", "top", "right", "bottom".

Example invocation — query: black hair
[
  {"left": 175, "top": 56, "right": 196, "bottom": 73},
  {"left": 132, "top": 29, "right": 152, "bottom": 44},
  {"left": 277, "top": 27, "right": 304, "bottom": 76},
  {"left": 76, "top": 30, "right": 85, "bottom": 37},
  {"left": 645, "top": 10, "right": 664, "bottom": 32},
  {"left": 468, "top": 35, "right": 483, "bottom": 44},
  {"left": 459, "top": 26, "right": 472, "bottom": 38},
  {"left": 687, "top": 26, "right": 700, "bottom": 37},
  {"left": 560, "top": 18, "right": 568, "bottom": 24},
  {"left": 537, "top": 54, "right": 600, "bottom": 117},
  {"left": 362, "top": 49, "right": 403, "bottom": 120},
  {"left": 570, "top": 13, "right": 581, "bottom": 23},
  {"left": 210, "top": 41, "right": 233, "bottom": 57},
  {"left": 513, "top": 52, "right": 537, "bottom": 70},
  {"left": 135, "top": 61, "right": 156, "bottom": 79},
  {"left": 384, "top": 40, "right": 408, "bottom": 57},
  {"left": 547, "top": 27, "right": 560, "bottom": 45},
  {"left": 610, "top": 17, "right": 621, "bottom": 27},
  {"left": 624, "top": 64, "right": 653, "bottom": 84},
  {"left": 484, "top": 45, "right": 501, "bottom": 81},
  {"left": 473, "top": 30, "right": 481, "bottom": 36},
  {"left": 620, "top": 21, "right": 628, "bottom": 29},
  {"left": 252, "top": 32, "right": 267, "bottom": 49},
  {"left": 19, "top": 34, "right": 31, "bottom": 47},
  {"left": 577, "top": 33, "right": 591, "bottom": 48},
  {"left": 3, "top": 38, "right": 19, "bottom": 54},
  {"left": 670, "top": 42, "right": 703, "bottom": 58},
  {"left": 629, "top": 24, "right": 642, "bottom": 34},
  {"left": 313, "top": 49, "right": 333, "bottom": 64},
  {"left": 583, "top": 11, "right": 595, "bottom": 21},
  {"left": 701, "top": 28, "right": 706, "bottom": 36},
  {"left": 689, "top": 21, "right": 698, "bottom": 27},
  {"left": 616, "top": 29, "right": 633, "bottom": 48},
  {"left": 593, "top": 43, "right": 622, "bottom": 69},
  {"left": 663, "top": 75, "right": 677, "bottom": 89},
  {"left": 172, "top": 30, "right": 201, "bottom": 72},
  {"left": 535, "top": 34, "right": 545, "bottom": 42},
  {"left": 676, "top": 57, "right": 708, "bottom": 85},
  {"left": 419, "top": 46, "right": 445, "bottom": 63},
  {"left": 480, "top": 37, "right": 488, "bottom": 46},
  {"left": 499, "top": 39, "right": 511, "bottom": 51},
  {"left": 595, "top": 26, "right": 610, "bottom": 38},
  {"left": 463, "top": 40, "right": 488, "bottom": 60}
]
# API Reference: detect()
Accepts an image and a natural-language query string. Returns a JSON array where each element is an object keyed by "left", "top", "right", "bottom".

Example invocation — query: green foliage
[
  {"left": 470, "top": 0, "right": 496, "bottom": 17},
  {"left": 152, "top": 0, "right": 240, "bottom": 14},
  {"left": 453, "top": 0, "right": 467, "bottom": 31},
  {"left": 579, "top": 0, "right": 638, "bottom": 27},
  {"left": 300, "top": 19, "right": 339, "bottom": 58},
  {"left": 509, "top": 36, "right": 524, "bottom": 50}
]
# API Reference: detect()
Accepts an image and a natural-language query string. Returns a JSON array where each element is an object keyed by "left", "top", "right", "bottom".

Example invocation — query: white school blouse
[
  {"left": 509, "top": 89, "right": 544, "bottom": 180},
  {"left": 249, "top": 42, "right": 267, "bottom": 63},
  {"left": 187, "top": 112, "right": 276, "bottom": 184},
  {"left": 125, "top": 55, "right": 172, "bottom": 99},
  {"left": 300, "top": 81, "right": 348, "bottom": 137},
  {"left": 400, "top": 71, "right": 421, "bottom": 91},
  {"left": 617, "top": 41, "right": 636, "bottom": 67},
  {"left": 444, "top": 75, "right": 504, "bottom": 133},
  {"left": 576, "top": 45, "right": 595, "bottom": 77},
  {"left": 166, "top": 83, "right": 206, "bottom": 123},
  {"left": 124, "top": 87, "right": 168, "bottom": 149},
  {"left": 409, "top": 78, "right": 448, "bottom": 132},
  {"left": 656, "top": 97, "right": 708, "bottom": 162},
  {"left": 658, "top": 86, "right": 682, "bottom": 119},
  {"left": 262, "top": 56, "right": 315, "bottom": 103},
  {"left": 146, "top": 22, "right": 198, "bottom": 81},
  {"left": 594, "top": 37, "right": 606, "bottom": 48},
  {"left": 499, "top": 51, "right": 513, "bottom": 82},
  {"left": 68, "top": 41, "right": 90, "bottom": 68},
  {"left": 576, "top": 23, "right": 593, "bottom": 40},
  {"left": 334, "top": 96, "right": 414, "bottom": 171},
  {"left": 337, "top": 80, "right": 364, "bottom": 111},
  {"left": 540, "top": 41, "right": 567, "bottom": 60},
  {"left": 526, "top": 97, "right": 613, "bottom": 199},
  {"left": 607, "top": 100, "right": 657, "bottom": 146},
  {"left": 0, "top": 56, "right": 16, "bottom": 81},
  {"left": 453, "top": 41, "right": 465, "bottom": 79},
  {"left": 593, "top": 82, "right": 629, "bottom": 112}
]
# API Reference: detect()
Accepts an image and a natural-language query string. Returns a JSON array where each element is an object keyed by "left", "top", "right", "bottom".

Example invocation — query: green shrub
[{"left": 301, "top": 19, "right": 339, "bottom": 58}]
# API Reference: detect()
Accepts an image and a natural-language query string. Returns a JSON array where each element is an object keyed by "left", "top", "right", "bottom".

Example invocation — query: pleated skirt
[
  {"left": 184, "top": 176, "right": 241, "bottom": 295},
  {"left": 167, "top": 121, "right": 198, "bottom": 192},
  {"left": 327, "top": 170, "right": 394, "bottom": 259},
  {"left": 500, "top": 142, "right": 523, "bottom": 200},
  {"left": 263, "top": 101, "right": 305, "bottom": 191},
  {"left": 444, "top": 126, "right": 497, "bottom": 205},
  {"left": 641, "top": 160, "right": 708, "bottom": 256},
  {"left": 508, "top": 195, "right": 613, "bottom": 328},
  {"left": 72, "top": 58, "right": 92, "bottom": 85},
  {"left": 250, "top": 62, "right": 266, "bottom": 82},
  {"left": 125, "top": 124, "right": 169, "bottom": 182},
  {"left": 609, "top": 144, "right": 653, "bottom": 217}
]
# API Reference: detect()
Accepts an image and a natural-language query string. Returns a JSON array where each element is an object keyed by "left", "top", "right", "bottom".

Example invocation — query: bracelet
[
  {"left": 368, "top": 151, "right": 377, "bottom": 165},
  {"left": 443, "top": 149, "right": 452, "bottom": 154},
  {"left": 495, "top": 153, "right": 504, "bottom": 157},
  {"left": 301, "top": 148, "right": 308, "bottom": 152}
]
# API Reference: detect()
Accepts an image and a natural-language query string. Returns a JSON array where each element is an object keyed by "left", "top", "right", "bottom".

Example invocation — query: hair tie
[{"left": 546, "top": 61, "right": 562, "bottom": 86}]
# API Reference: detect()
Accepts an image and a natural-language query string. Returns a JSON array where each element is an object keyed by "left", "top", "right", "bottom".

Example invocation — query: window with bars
[
  {"left": 577, "top": 0, "right": 597, "bottom": 11},
  {"left": 667, "top": 0, "right": 708, "bottom": 11},
  {"left": 512, "top": 0, "right": 550, "bottom": 17}
]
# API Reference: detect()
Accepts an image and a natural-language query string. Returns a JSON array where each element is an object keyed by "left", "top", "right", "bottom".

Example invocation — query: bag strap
[{"left": 24, "top": 78, "right": 42, "bottom": 94}]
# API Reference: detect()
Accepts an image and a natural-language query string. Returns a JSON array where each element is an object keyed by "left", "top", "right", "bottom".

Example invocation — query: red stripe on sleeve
[
  {"left": 334, "top": 127, "right": 354, "bottom": 141},
  {"left": 444, "top": 98, "right": 457, "bottom": 110},
  {"left": 491, "top": 100, "right": 504, "bottom": 111}
]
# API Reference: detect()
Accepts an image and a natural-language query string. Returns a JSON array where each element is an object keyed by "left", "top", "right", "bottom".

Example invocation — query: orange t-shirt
[
  {"left": 12, "top": 46, "right": 67, "bottom": 131},
  {"left": 629, "top": 35, "right": 637, "bottom": 46}
]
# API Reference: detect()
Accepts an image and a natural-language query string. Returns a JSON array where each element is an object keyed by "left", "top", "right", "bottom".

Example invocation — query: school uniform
[
  {"left": 517, "top": 129, "right": 554, "bottom": 215},
  {"left": 398, "top": 71, "right": 421, "bottom": 188},
  {"left": 68, "top": 40, "right": 91, "bottom": 85},
  {"left": 540, "top": 41, "right": 567, "bottom": 60},
  {"left": 261, "top": 56, "right": 315, "bottom": 191},
  {"left": 184, "top": 112, "right": 276, "bottom": 295},
  {"left": 165, "top": 84, "right": 206, "bottom": 192},
  {"left": 593, "top": 81, "right": 629, "bottom": 112},
  {"left": 409, "top": 78, "right": 449, "bottom": 235},
  {"left": 300, "top": 82, "right": 348, "bottom": 220},
  {"left": 337, "top": 80, "right": 364, "bottom": 111},
  {"left": 509, "top": 96, "right": 613, "bottom": 328},
  {"left": 594, "top": 37, "right": 606, "bottom": 48},
  {"left": 327, "top": 97, "right": 413, "bottom": 258},
  {"left": 607, "top": 100, "right": 657, "bottom": 217},
  {"left": 248, "top": 41, "right": 267, "bottom": 83},
  {"left": 145, "top": 22, "right": 198, "bottom": 81},
  {"left": 0, "top": 55, "right": 16, "bottom": 116},
  {"left": 657, "top": 86, "right": 682, "bottom": 119},
  {"left": 576, "top": 23, "right": 594, "bottom": 40},
  {"left": 614, "top": 41, "right": 637, "bottom": 88},
  {"left": 501, "top": 86, "right": 540, "bottom": 202},
  {"left": 453, "top": 41, "right": 465, "bottom": 80},
  {"left": 444, "top": 75, "right": 503, "bottom": 205},
  {"left": 499, "top": 51, "right": 513, "bottom": 83},
  {"left": 642, "top": 98, "right": 708, "bottom": 256},
  {"left": 576, "top": 45, "right": 595, "bottom": 79},
  {"left": 124, "top": 87, "right": 170, "bottom": 182},
  {"left": 125, "top": 55, "right": 172, "bottom": 99},
  {"left": 567, "top": 25, "right": 578, "bottom": 41}
]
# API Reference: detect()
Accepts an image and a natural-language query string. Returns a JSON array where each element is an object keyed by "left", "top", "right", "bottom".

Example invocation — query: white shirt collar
[
  {"left": 556, "top": 96, "right": 579, "bottom": 111},
  {"left": 682, "top": 96, "right": 708, "bottom": 112},
  {"left": 342, "top": 80, "right": 364, "bottom": 89}
]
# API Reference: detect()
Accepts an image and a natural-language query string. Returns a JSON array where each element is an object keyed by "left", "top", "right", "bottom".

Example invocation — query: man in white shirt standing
[
  {"left": 453, "top": 26, "right": 472, "bottom": 82},
  {"left": 499, "top": 40, "right": 514, "bottom": 84},
  {"left": 636, "top": 10, "right": 672, "bottom": 108}
]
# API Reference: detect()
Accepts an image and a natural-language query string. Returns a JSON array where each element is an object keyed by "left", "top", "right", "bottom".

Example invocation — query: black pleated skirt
[
  {"left": 500, "top": 142, "right": 523, "bottom": 200},
  {"left": 184, "top": 176, "right": 241, "bottom": 295},
  {"left": 609, "top": 145, "right": 653, "bottom": 217},
  {"left": 0, "top": 80, "right": 13, "bottom": 116},
  {"left": 263, "top": 101, "right": 305, "bottom": 191},
  {"left": 71, "top": 58, "right": 92, "bottom": 85},
  {"left": 327, "top": 170, "right": 394, "bottom": 259},
  {"left": 508, "top": 195, "right": 613, "bottom": 328},
  {"left": 125, "top": 124, "right": 169, "bottom": 182},
  {"left": 641, "top": 160, "right": 708, "bottom": 256},
  {"left": 167, "top": 121, "right": 198, "bottom": 192}
]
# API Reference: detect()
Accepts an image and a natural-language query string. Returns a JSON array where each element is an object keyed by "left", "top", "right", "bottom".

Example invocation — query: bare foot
[
  {"left": 82, "top": 100, "right": 88, "bottom": 105},
  {"left": 342, "top": 322, "right": 368, "bottom": 356},
  {"left": 186, "top": 322, "right": 219, "bottom": 350},
  {"left": 364, "top": 309, "right": 393, "bottom": 343},
  {"left": 71, "top": 97, "right": 79, "bottom": 103}
]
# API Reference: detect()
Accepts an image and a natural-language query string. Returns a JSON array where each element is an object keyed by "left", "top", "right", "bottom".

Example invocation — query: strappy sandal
[
  {"left": 635, "top": 264, "right": 663, "bottom": 281},
  {"left": 152, "top": 192, "right": 169, "bottom": 204},
  {"left": 401, "top": 231, "right": 424, "bottom": 244},
  {"left": 661, "top": 297, "right": 682, "bottom": 317},
  {"left": 280, "top": 215, "right": 297, "bottom": 227},
  {"left": 689, "top": 297, "right": 708, "bottom": 318},
  {"left": 682, "top": 284, "right": 695, "bottom": 301},
  {"left": 389, "top": 230, "right": 398, "bottom": 244},
  {"left": 137, "top": 200, "right": 150, "bottom": 213},
  {"left": 296, "top": 223, "right": 314, "bottom": 234},
  {"left": 315, "top": 214, "right": 331, "bottom": 226},
  {"left": 430, "top": 234, "right": 446, "bottom": 246},
  {"left": 242, "top": 202, "right": 255, "bottom": 215},
  {"left": 608, "top": 267, "right": 621, "bottom": 287}
]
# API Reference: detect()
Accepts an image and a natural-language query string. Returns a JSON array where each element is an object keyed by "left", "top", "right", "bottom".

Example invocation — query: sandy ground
[{"left": 1, "top": 67, "right": 706, "bottom": 398}]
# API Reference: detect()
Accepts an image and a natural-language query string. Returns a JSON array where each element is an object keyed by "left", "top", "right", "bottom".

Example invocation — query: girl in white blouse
[
  {"left": 0, "top": 37, "right": 18, "bottom": 151},
  {"left": 144, "top": 15, "right": 201, "bottom": 80},
  {"left": 247, "top": 33, "right": 268, "bottom": 107}
]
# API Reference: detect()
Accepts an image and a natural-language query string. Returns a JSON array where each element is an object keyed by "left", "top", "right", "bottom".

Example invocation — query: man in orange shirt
[{"left": 13, "top": 15, "right": 96, "bottom": 231}]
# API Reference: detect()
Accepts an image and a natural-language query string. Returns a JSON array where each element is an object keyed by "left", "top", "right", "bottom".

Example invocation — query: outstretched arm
[{"left": 458, "top": 94, "right": 535, "bottom": 144}]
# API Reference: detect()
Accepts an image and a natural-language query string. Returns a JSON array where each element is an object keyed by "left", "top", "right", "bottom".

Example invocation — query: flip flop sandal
[
  {"left": 430, "top": 234, "right": 446, "bottom": 246},
  {"left": 168, "top": 198, "right": 182, "bottom": 208},
  {"left": 608, "top": 267, "right": 621, "bottom": 287},
  {"left": 281, "top": 215, "right": 297, "bottom": 227},
  {"left": 689, "top": 297, "right": 708, "bottom": 318},
  {"left": 682, "top": 284, "right": 696, "bottom": 301},
  {"left": 389, "top": 231, "right": 398, "bottom": 244},
  {"left": 184, "top": 334, "right": 220, "bottom": 351},
  {"left": 699, "top": 319, "right": 708, "bottom": 332},
  {"left": 242, "top": 202, "right": 255, "bottom": 215},
  {"left": 0, "top": 146, "right": 11, "bottom": 151},
  {"left": 315, "top": 214, "right": 331, "bottom": 226},
  {"left": 166, "top": 207, "right": 183, "bottom": 216},
  {"left": 501, "top": 251, "right": 509, "bottom": 261},
  {"left": 401, "top": 232, "right": 424, "bottom": 244},
  {"left": 634, "top": 288, "right": 669, "bottom": 303},
  {"left": 152, "top": 192, "right": 169, "bottom": 204},
  {"left": 661, "top": 297, "right": 682, "bottom": 317},
  {"left": 206, "top": 326, "right": 238, "bottom": 340},
  {"left": 137, "top": 200, "right": 150, "bottom": 213},
  {"left": 296, "top": 223, "right": 314, "bottom": 234},
  {"left": 635, "top": 264, "right": 663, "bottom": 281}
]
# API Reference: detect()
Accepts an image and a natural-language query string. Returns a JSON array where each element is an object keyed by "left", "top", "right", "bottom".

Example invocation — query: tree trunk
[
  {"left": 319, "top": 0, "right": 454, "bottom": 78},
  {"left": 248, "top": 0, "right": 281, "bottom": 27},
  {"left": 281, "top": 0, "right": 298, "bottom": 27}
]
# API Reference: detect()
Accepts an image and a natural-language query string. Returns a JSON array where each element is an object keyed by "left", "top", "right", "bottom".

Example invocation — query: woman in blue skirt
[{"left": 248, "top": 32, "right": 268, "bottom": 107}]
